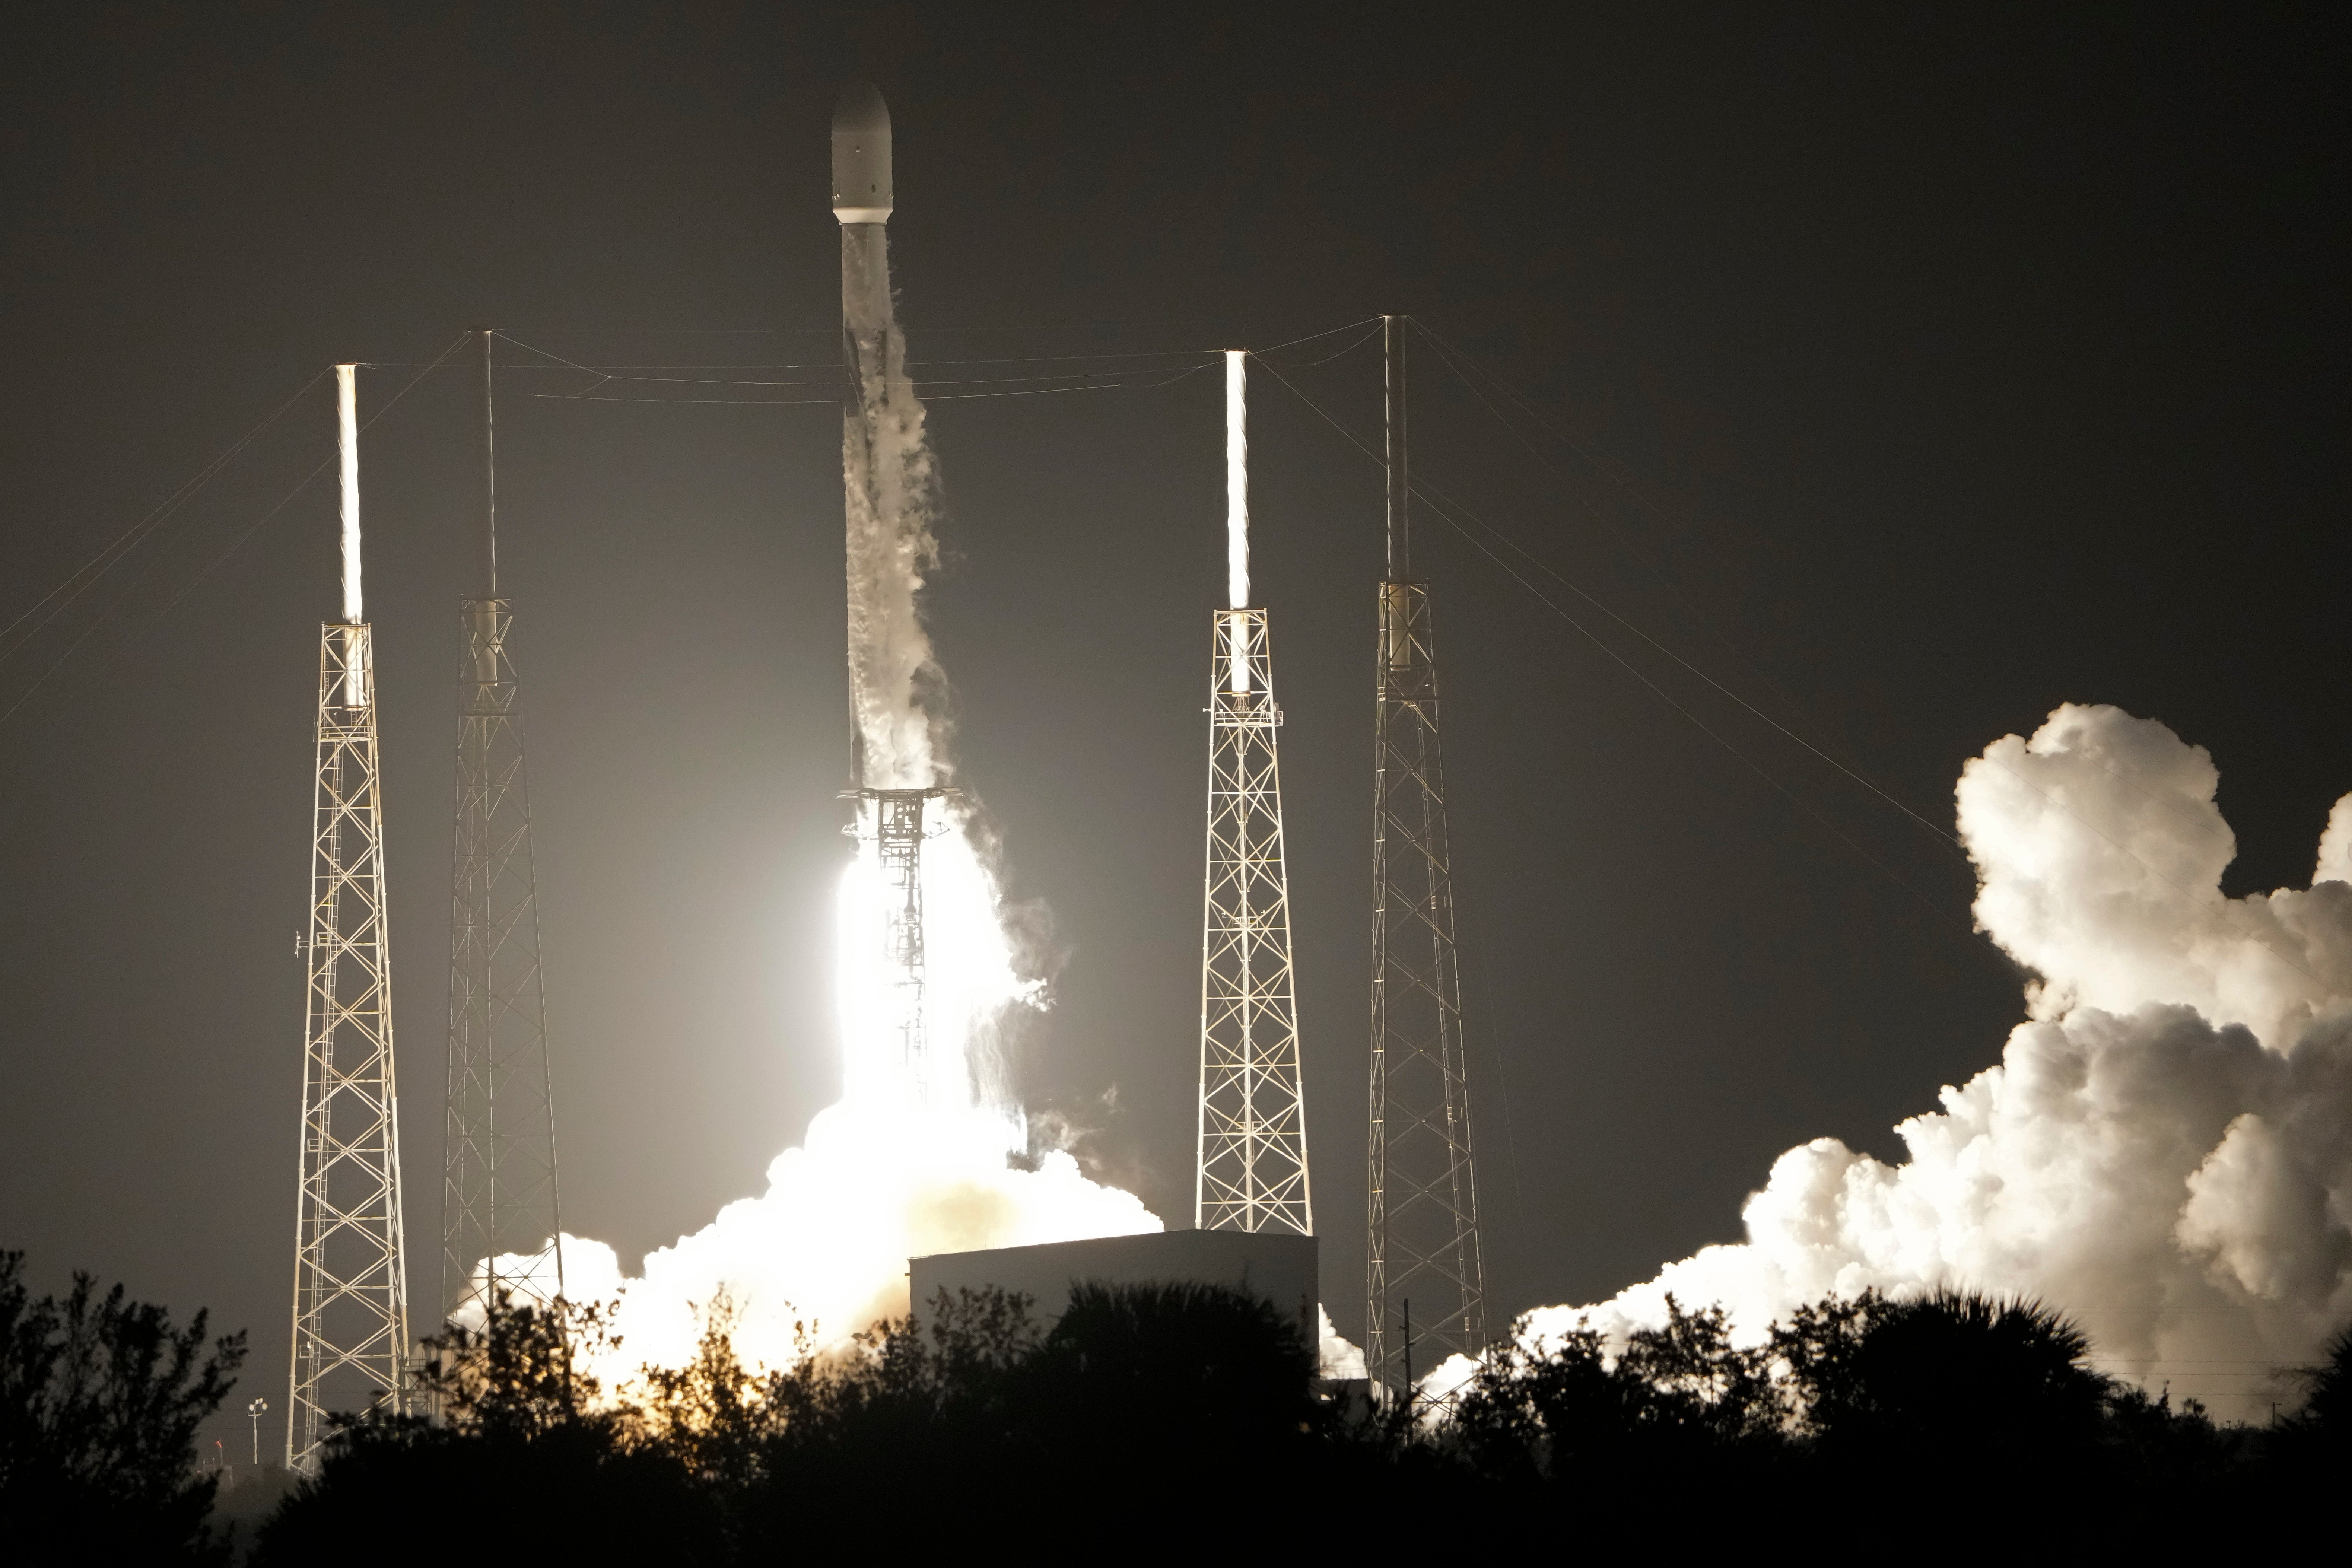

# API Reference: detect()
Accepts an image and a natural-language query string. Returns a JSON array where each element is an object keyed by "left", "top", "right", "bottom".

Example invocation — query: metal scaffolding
[
  {"left": 288, "top": 620, "right": 411, "bottom": 1471},
  {"left": 1196, "top": 607, "right": 1313, "bottom": 1235},
  {"left": 441, "top": 331, "right": 563, "bottom": 1325},
  {"left": 854, "top": 785, "right": 948, "bottom": 1098},
  {"left": 1367, "top": 316, "right": 1486, "bottom": 1393}
]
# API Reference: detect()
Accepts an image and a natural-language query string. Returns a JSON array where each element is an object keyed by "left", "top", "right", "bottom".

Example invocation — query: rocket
[
  {"left": 833, "top": 79, "right": 934, "bottom": 794},
  {"left": 832, "top": 80, "right": 893, "bottom": 225},
  {"left": 834, "top": 82, "right": 894, "bottom": 350}
]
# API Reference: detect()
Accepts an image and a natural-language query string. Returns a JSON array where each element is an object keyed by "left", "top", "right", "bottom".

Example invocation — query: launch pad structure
[
  {"left": 442, "top": 328, "right": 564, "bottom": 1325},
  {"left": 286, "top": 368, "right": 411, "bottom": 1473},
  {"left": 1196, "top": 354, "right": 1314, "bottom": 1237},
  {"left": 1365, "top": 317, "right": 1487, "bottom": 1393},
  {"left": 848, "top": 784, "right": 953, "bottom": 1092}
]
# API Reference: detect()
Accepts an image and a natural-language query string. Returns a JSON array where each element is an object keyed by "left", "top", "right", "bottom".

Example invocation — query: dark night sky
[{"left": 1, "top": 3, "right": 2344, "bottom": 1453}]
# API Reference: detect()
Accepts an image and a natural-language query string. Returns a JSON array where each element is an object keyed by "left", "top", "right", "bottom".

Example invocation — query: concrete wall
[{"left": 909, "top": 1230, "right": 1318, "bottom": 1346}]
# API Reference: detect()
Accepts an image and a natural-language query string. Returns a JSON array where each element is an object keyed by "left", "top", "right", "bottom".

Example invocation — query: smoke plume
[
  {"left": 841, "top": 223, "right": 943, "bottom": 789},
  {"left": 471, "top": 223, "right": 1177, "bottom": 1393},
  {"left": 1445, "top": 704, "right": 2352, "bottom": 1418}
]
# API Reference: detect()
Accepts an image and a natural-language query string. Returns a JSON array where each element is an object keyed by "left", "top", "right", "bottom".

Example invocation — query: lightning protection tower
[
  {"left": 1366, "top": 316, "right": 1486, "bottom": 1395},
  {"left": 442, "top": 328, "right": 564, "bottom": 1326},
  {"left": 1196, "top": 351, "right": 1313, "bottom": 1235},
  {"left": 288, "top": 364, "right": 413, "bottom": 1472}
]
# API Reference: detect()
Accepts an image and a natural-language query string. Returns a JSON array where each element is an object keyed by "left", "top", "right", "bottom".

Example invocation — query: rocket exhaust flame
[{"left": 490, "top": 83, "right": 1169, "bottom": 1391}]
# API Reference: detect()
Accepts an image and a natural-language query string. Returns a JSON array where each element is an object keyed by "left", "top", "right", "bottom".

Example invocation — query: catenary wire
[
  {"left": 0, "top": 334, "right": 473, "bottom": 730},
  {"left": 1255, "top": 347, "right": 2335, "bottom": 993},
  {"left": 1405, "top": 321, "right": 1965, "bottom": 854},
  {"left": 1408, "top": 317, "right": 1930, "bottom": 836},
  {"left": 1246, "top": 352, "right": 1996, "bottom": 952},
  {"left": 1, "top": 368, "right": 331, "bottom": 662}
]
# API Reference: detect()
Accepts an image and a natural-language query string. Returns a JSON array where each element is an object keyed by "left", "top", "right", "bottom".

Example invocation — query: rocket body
[
  {"left": 831, "top": 82, "right": 893, "bottom": 225},
  {"left": 835, "top": 82, "right": 894, "bottom": 348},
  {"left": 835, "top": 82, "right": 938, "bottom": 793}
]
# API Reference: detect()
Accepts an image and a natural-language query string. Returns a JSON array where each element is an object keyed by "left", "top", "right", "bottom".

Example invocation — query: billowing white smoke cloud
[
  {"left": 1446, "top": 704, "right": 2352, "bottom": 1418},
  {"left": 505, "top": 795, "right": 1166, "bottom": 1395},
  {"left": 456, "top": 239, "right": 1392, "bottom": 1394},
  {"left": 841, "top": 223, "right": 943, "bottom": 790},
  {"left": 470, "top": 223, "right": 1180, "bottom": 1395}
]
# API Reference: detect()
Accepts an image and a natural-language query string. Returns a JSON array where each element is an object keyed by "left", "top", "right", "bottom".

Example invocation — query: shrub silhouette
[
  {"left": 229, "top": 1279, "right": 2329, "bottom": 1555},
  {"left": 252, "top": 1295, "right": 721, "bottom": 1566},
  {"left": 1449, "top": 1293, "right": 1790, "bottom": 1539},
  {"left": 0, "top": 1249, "right": 247, "bottom": 1564}
]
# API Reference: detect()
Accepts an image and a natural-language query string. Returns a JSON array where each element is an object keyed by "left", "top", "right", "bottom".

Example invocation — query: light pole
[{"left": 248, "top": 1396, "right": 268, "bottom": 1467}]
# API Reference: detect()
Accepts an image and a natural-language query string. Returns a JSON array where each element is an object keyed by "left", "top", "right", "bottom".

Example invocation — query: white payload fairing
[
  {"left": 834, "top": 81, "right": 894, "bottom": 360},
  {"left": 832, "top": 81, "right": 893, "bottom": 224}
]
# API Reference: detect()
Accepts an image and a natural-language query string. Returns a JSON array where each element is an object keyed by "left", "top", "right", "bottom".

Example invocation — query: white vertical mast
[
  {"left": 334, "top": 363, "right": 368, "bottom": 708},
  {"left": 1224, "top": 350, "right": 1250, "bottom": 693},
  {"left": 288, "top": 360, "right": 409, "bottom": 1470},
  {"left": 1196, "top": 345, "right": 1311, "bottom": 1238},
  {"left": 337, "top": 363, "right": 363, "bottom": 623}
]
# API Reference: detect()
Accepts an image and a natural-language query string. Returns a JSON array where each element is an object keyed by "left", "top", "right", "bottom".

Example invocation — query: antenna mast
[
  {"left": 287, "top": 365, "right": 411, "bottom": 1471},
  {"left": 442, "top": 328, "right": 565, "bottom": 1327},
  {"left": 1366, "top": 315, "right": 1486, "bottom": 1396},
  {"left": 1196, "top": 352, "right": 1313, "bottom": 1235}
]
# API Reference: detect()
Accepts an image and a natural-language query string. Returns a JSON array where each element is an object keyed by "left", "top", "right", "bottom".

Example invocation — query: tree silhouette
[
  {"left": 1450, "top": 1293, "right": 1787, "bottom": 1525},
  {"left": 1773, "top": 1289, "right": 2117, "bottom": 1538},
  {"left": 0, "top": 1249, "right": 247, "bottom": 1564},
  {"left": 227, "top": 1277, "right": 2333, "bottom": 1555},
  {"left": 252, "top": 1296, "right": 721, "bottom": 1566}
]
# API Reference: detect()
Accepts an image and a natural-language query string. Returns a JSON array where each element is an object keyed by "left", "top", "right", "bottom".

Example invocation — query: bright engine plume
[{"left": 465, "top": 83, "right": 1166, "bottom": 1391}]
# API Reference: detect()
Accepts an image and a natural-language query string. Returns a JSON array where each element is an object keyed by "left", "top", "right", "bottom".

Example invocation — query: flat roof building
[{"left": 910, "top": 1230, "right": 1317, "bottom": 1346}]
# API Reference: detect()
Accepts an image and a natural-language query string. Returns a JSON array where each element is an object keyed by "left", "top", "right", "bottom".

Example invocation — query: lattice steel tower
[
  {"left": 442, "top": 329, "right": 564, "bottom": 1325},
  {"left": 1366, "top": 317, "right": 1485, "bottom": 1392},
  {"left": 1196, "top": 352, "right": 1312, "bottom": 1235},
  {"left": 288, "top": 365, "right": 412, "bottom": 1471}
]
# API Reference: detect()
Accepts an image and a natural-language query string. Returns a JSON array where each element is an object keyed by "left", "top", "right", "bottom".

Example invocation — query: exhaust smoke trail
[
  {"left": 837, "top": 82, "right": 939, "bottom": 794},
  {"left": 468, "top": 84, "right": 1170, "bottom": 1390},
  {"left": 1443, "top": 704, "right": 2352, "bottom": 1421}
]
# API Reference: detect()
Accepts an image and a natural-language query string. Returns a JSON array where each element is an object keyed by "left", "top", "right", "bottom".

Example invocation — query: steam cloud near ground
[
  {"left": 467, "top": 222, "right": 1171, "bottom": 1394},
  {"left": 1434, "top": 703, "right": 2352, "bottom": 1419},
  {"left": 476, "top": 231, "right": 2344, "bottom": 1412}
]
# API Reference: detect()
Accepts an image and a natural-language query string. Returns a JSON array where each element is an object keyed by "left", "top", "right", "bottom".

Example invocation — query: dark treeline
[
  {"left": 0, "top": 1251, "right": 246, "bottom": 1560},
  {"left": 5, "top": 1245, "right": 2349, "bottom": 1559}
]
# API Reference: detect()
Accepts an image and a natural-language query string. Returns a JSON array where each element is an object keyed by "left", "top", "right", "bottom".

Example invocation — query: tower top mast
[
  {"left": 476, "top": 327, "right": 498, "bottom": 598},
  {"left": 1384, "top": 316, "right": 1408, "bottom": 579}
]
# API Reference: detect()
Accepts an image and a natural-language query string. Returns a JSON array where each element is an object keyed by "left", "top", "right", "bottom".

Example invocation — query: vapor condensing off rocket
[
  {"left": 833, "top": 80, "right": 939, "bottom": 795},
  {"left": 833, "top": 80, "right": 894, "bottom": 332}
]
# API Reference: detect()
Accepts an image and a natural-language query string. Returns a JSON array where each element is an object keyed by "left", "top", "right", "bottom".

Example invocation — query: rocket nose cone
[
  {"left": 831, "top": 80, "right": 894, "bottom": 223},
  {"left": 832, "top": 80, "right": 890, "bottom": 135}
]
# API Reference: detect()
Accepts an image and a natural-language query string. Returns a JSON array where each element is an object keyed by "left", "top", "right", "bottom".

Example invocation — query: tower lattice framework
[
  {"left": 442, "top": 331, "right": 563, "bottom": 1324},
  {"left": 854, "top": 785, "right": 948, "bottom": 1099},
  {"left": 1196, "top": 607, "right": 1313, "bottom": 1234},
  {"left": 1367, "top": 316, "right": 1485, "bottom": 1393},
  {"left": 441, "top": 597, "right": 562, "bottom": 1320},
  {"left": 289, "top": 622, "right": 411, "bottom": 1471}
]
